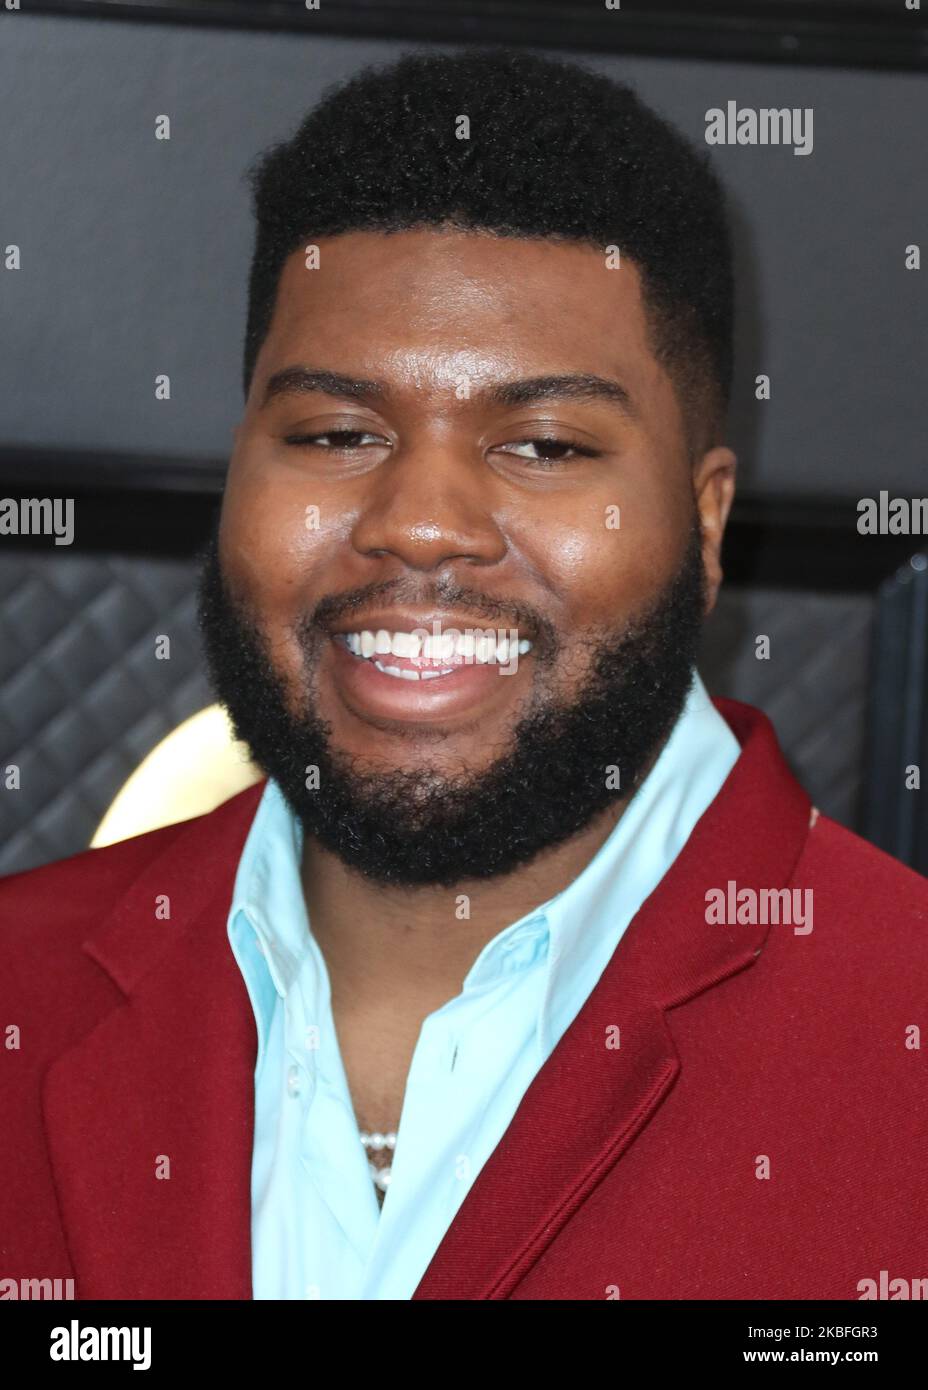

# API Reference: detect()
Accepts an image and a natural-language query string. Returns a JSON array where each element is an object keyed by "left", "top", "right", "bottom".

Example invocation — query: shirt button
[{"left": 287, "top": 1064, "right": 302, "bottom": 1098}]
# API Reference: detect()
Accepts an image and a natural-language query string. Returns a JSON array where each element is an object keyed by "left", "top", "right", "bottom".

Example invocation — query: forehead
[{"left": 262, "top": 228, "right": 663, "bottom": 395}]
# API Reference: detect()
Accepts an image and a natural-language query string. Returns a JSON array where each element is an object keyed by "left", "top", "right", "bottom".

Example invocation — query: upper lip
[{"left": 329, "top": 609, "right": 531, "bottom": 638}]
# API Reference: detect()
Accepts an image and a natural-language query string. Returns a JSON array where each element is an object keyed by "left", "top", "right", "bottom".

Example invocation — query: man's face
[{"left": 203, "top": 228, "right": 735, "bottom": 885}]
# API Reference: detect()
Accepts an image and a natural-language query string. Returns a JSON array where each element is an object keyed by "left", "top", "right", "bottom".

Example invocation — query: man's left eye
[{"left": 498, "top": 438, "right": 597, "bottom": 465}]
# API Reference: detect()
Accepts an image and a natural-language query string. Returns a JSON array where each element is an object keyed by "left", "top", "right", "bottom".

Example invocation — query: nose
[{"left": 349, "top": 440, "right": 508, "bottom": 571}]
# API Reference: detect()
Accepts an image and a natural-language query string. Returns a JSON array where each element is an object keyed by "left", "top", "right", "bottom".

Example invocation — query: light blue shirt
[{"left": 226, "top": 671, "right": 740, "bottom": 1300}]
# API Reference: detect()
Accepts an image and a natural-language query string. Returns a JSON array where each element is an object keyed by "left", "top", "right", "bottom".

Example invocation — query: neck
[{"left": 300, "top": 760, "right": 656, "bottom": 1016}]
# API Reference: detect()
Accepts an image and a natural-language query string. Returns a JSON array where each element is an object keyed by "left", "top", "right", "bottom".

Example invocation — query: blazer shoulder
[
  {"left": 0, "top": 821, "right": 193, "bottom": 1052},
  {"left": 0, "top": 780, "right": 264, "bottom": 958},
  {"left": 801, "top": 809, "right": 928, "bottom": 923},
  {"left": 0, "top": 782, "right": 265, "bottom": 1044},
  {"left": 0, "top": 818, "right": 189, "bottom": 951}
]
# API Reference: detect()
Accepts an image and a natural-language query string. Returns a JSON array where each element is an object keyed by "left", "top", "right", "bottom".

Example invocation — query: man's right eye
[{"left": 283, "top": 430, "right": 385, "bottom": 449}]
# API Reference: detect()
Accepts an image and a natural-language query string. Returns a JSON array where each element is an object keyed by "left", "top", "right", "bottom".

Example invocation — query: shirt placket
[{"left": 286, "top": 943, "right": 380, "bottom": 1268}]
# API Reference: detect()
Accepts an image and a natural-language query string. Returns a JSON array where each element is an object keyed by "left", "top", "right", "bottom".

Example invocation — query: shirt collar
[
  {"left": 228, "top": 670, "right": 740, "bottom": 1061},
  {"left": 230, "top": 778, "right": 308, "bottom": 998},
  {"left": 459, "top": 670, "right": 741, "bottom": 1054}
]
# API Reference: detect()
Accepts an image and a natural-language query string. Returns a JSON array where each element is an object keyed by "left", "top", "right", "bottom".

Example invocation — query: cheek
[
  {"left": 218, "top": 468, "right": 342, "bottom": 669},
  {"left": 516, "top": 482, "right": 690, "bottom": 627}
]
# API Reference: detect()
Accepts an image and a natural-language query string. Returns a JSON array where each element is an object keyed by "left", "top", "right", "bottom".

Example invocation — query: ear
[{"left": 692, "top": 446, "right": 737, "bottom": 616}]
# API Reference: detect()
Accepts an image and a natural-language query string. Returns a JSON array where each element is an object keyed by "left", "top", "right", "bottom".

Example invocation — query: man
[{"left": 1, "top": 48, "right": 925, "bottom": 1302}]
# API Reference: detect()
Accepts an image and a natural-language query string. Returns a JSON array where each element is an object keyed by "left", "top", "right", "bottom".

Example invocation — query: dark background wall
[
  {"left": 1, "top": 11, "right": 924, "bottom": 496},
  {"left": 1, "top": 2, "right": 925, "bottom": 875}
]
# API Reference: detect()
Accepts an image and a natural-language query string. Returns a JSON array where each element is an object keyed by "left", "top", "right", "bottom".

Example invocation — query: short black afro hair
[{"left": 242, "top": 45, "right": 734, "bottom": 452}]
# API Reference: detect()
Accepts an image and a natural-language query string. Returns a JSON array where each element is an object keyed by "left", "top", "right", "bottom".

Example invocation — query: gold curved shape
[{"left": 91, "top": 704, "right": 262, "bottom": 849}]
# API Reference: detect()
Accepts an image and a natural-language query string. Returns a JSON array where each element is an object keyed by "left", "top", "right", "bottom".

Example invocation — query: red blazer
[{"left": 1, "top": 698, "right": 925, "bottom": 1300}]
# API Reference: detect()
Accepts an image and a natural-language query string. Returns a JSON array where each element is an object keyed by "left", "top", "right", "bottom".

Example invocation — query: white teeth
[
  {"left": 372, "top": 659, "right": 456, "bottom": 680},
  {"left": 341, "top": 628, "right": 534, "bottom": 664},
  {"left": 422, "top": 632, "right": 457, "bottom": 660}
]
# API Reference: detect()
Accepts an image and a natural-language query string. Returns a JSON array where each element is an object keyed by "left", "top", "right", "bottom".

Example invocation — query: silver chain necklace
[{"left": 360, "top": 1130, "right": 397, "bottom": 1194}]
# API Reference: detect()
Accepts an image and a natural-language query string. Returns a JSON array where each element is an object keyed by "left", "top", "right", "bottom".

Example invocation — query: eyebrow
[{"left": 260, "top": 366, "right": 636, "bottom": 417}]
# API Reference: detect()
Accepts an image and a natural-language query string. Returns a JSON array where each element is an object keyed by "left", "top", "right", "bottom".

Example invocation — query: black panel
[
  {"left": 21, "top": 0, "right": 928, "bottom": 71},
  {"left": 864, "top": 555, "right": 928, "bottom": 868}
]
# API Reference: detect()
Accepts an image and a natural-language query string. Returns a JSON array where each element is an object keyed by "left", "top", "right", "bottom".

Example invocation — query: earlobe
[{"left": 694, "top": 446, "right": 737, "bottom": 614}]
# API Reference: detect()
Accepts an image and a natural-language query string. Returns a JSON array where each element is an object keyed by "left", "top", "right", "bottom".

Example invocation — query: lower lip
[{"left": 328, "top": 636, "right": 527, "bottom": 725}]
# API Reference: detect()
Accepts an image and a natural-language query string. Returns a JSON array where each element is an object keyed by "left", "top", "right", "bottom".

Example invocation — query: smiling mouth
[{"left": 334, "top": 628, "right": 533, "bottom": 681}]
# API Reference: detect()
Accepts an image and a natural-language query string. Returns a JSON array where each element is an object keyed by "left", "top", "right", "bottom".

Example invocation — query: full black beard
[{"left": 196, "top": 522, "right": 707, "bottom": 887}]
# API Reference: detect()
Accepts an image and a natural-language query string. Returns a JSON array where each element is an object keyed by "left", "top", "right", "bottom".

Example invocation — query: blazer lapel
[
  {"left": 41, "top": 782, "right": 265, "bottom": 1299},
  {"left": 413, "top": 699, "right": 812, "bottom": 1299}
]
